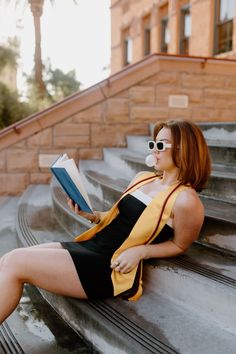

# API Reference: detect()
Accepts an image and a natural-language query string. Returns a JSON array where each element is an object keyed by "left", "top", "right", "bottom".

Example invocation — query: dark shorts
[{"left": 61, "top": 241, "right": 114, "bottom": 299}]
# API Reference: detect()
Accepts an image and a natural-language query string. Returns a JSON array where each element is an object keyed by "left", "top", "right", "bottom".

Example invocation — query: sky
[{"left": 0, "top": 0, "right": 111, "bottom": 94}]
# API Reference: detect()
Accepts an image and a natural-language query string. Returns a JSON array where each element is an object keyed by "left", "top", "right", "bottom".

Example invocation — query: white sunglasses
[{"left": 148, "top": 140, "right": 172, "bottom": 151}]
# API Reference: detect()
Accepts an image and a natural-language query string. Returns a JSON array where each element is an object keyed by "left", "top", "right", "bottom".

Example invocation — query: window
[
  {"left": 180, "top": 5, "right": 191, "bottom": 55},
  {"left": 122, "top": 28, "right": 132, "bottom": 66},
  {"left": 143, "top": 15, "right": 151, "bottom": 56},
  {"left": 161, "top": 16, "right": 170, "bottom": 53},
  {"left": 215, "top": 0, "right": 235, "bottom": 54}
]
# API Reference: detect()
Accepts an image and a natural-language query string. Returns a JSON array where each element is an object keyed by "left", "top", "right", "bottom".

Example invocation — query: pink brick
[
  {"left": 91, "top": 124, "right": 148, "bottom": 147},
  {"left": 73, "top": 104, "right": 103, "bottom": 123},
  {"left": 54, "top": 123, "right": 89, "bottom": 136},
  {"left": 131, "top": 106, "right": 168, "bottom": 121},
  {"left": 181, "top": 73, "right": 225, "bottom": 89},
  {"left": 0, "top": 173, "right": 29, "bottom": 195},
  {"left": 27, "top": 128, "right": 52, "bottom": 148},
  {"left": 7, "top": 149, "right": 38, "bottom": 172},
  {"left": 0, "top": 150, "right": 6, "bottom": 171},
  {"left": 30, "top": 173, "right": 52, "bottom": 184},
  {"left": 79, "top": 148, "right": 103, "bottom": 160},
  {"left": 142, "top": 72, "right": 179, "bottom": 85},
  {"left": 129, "top": 86, "right": 155, "bottom": 104},
  {"left": 106, "top": 98, "right": 129, "bottom": 122},
  {"left": 225, "top": 77, "right": 236, "bottom": 88},
  {"left": 53, "top": 135, "right": 90, "bottom": 148}
]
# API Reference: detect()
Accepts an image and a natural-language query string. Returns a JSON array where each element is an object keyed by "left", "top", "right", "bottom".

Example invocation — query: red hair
[{"left": 153, "top": 119, "right": 211, "bottom": 192}]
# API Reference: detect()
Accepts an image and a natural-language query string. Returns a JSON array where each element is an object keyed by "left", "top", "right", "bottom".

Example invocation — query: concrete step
[
  {"left": 198, "top": 122, "right": 236, "bottom": 142},
  {"left": 78, "top": 162, "right": 236, "bottom": 254},
  {"left": 127, "top": 125, "right": 236, "bottom": 166},
  {"left": 17, "top": 184, "right": 236, "bottom": 353},
  {"left": 203, "top": 170, "right": 236, "bottom": 204},
  {"left": 53, "top": 174, "right": 236, "bottom": 279},
  {"left": 100, "top": 146, "right": 236, "bottom": 204},
  {"left": 0, "top": 197, "right": 90, "bottom": 354}
]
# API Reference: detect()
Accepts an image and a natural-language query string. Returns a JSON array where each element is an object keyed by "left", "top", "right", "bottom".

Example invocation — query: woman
[{"left": 0, "top": 119, "right": 211, "bottom": 323}]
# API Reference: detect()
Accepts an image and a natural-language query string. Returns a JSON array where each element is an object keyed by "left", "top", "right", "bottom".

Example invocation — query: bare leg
[
  {"left": 0, "top": 247, "right": 87, "bottom": 323},
  {"left": 27, "top": 242, "right": 64, "bottom": 249}
]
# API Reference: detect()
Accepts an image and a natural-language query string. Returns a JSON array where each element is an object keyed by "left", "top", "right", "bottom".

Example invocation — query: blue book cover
[{"left": 51, "top": 157, "right": 93, "bottom": 213}]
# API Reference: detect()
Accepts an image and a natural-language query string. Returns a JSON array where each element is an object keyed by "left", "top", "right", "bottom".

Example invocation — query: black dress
[{"left": 61, "top": 194, "right": 174, "bottom": 299}]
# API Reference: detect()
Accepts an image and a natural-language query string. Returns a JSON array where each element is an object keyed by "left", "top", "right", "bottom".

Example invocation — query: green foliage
[
  {"left": 0, "top": 44, "right": 17, "bottom": 73},
  {"left": 46, "top": 67, "right": 80, "bottom": 102},
  {"left": 0, "top": 83, "right": 32, "bottom": 129},
  {"left": 25, "top": 62, "right": 81, "bottom": 111}
]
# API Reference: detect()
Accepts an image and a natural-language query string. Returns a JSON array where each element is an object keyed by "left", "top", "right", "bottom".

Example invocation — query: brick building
[{"left": 111, "top": 0, "right": 236, "bottom": 73}]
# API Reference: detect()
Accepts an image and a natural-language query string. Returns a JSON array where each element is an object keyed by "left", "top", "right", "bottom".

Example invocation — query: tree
[
  {"left": 25, "top": 61, "right": 81, "bottom": 110},
  {"left": 1, "top": 0, "right": 78, "bottom": 99},
  {"left": 0, "top": 44, "right": 17, "bottom": 71},
  {"left": 46, "top": 66, "right": 81, "bottom": 102},
  {"left": 0, "top": 43, "right": 31, "bottom": 128},
  {"left": 0, "top": 82, "right": 31, "bottom": 129}
]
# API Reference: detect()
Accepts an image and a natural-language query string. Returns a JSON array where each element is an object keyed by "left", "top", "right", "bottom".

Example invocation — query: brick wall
[{"left": 0, "top": 57, "right": 236, "bottom": 195}]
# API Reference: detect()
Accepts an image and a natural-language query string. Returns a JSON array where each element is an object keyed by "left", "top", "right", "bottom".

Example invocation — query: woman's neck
[{"left": 159, "top": 171, "right": 180, "bottom": 187}]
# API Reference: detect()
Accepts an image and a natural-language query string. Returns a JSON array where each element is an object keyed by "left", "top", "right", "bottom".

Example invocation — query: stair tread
[
  {"left": 82, "top": 167, "right": 236, "bottom": 225},
  {"left": 0, "top": 195, "right": 88, "bottom": 354},
  {"left": 52, "top": 180, "right": 236, "bottom": 283},
  {"left": 16, "top": 184, "right": 236, "bottom": 354}
]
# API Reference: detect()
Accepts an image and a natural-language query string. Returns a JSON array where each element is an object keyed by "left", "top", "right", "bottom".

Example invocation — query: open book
[{"left": 51, "top": 154, "right": 93, "bottom": 213}]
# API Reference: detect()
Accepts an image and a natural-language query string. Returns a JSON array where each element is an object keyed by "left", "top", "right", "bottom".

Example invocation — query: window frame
[
  {"left": 122, "top": 28, "right": 132, "bottom": 66},
  {"left": 142, "top": 15, "right": 152, "bottom": 57},
  {"left": 161, "top": 16, "right": 169, "bottom": 53},
  {"left": 179, "top": 4, "right": 191, "bottom": 55},
  {"left": 214, "top": 0, "right": 234, "bottom": 54}
]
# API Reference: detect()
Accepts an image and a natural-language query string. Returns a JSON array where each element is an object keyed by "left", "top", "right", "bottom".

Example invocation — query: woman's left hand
[{"left": 110, "top": 246, "right": 145, "bottom": 274}]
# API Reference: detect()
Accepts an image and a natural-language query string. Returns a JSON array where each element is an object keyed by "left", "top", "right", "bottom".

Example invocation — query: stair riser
[
  {"left": 204, "top": 176, "right": 236, "bottom": 204},
  {"left": 120, "top": 158, "right": 236, "bottom": 203},
  {"left": 126, "top": 136, "right": 149, "bottom": 154},
  {"left": 51, "top": 189, "right": 236, "bottom": 256},
  {"left": 85, "top": 174, "right": 122, "bottom": 209},
  {"left": 53, "top": 201, "right": 88, "bottom": 238},
  {"left": 38, "top": 290, "right": 150, "bottom": 354},
  {"left": 199, "top": 123, "right": 236, "bottom": 141},
  {"left": 209, "top": 146, "right": 236, "bottom": 167},
  {"left": 200, "top": 218, "right": 236, "bottom": 253},
  {"left": 144, "top": 265, "right": 236, "bottom": 335},
  {"left": 81, "top": 175, "right": 236, "bottom": 253},
  {"left": 103, "top": 149, "right": 138, "bottom": 179}
]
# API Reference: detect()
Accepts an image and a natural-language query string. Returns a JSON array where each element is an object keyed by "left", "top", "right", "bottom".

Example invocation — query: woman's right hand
[{"left": 67, "top": 198, "right": 100, "bottom": 224}]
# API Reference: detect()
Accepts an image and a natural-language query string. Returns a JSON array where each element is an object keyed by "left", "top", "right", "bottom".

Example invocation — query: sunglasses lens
[
  {"left": 156, "top": 141, "right": 164, "bottom": 151},
  {"left": 148, "top": 141, "right": 155, "bottom": 150}
]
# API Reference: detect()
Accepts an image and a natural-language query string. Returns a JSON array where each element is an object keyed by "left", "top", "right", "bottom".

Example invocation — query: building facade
[{"left": 111, "top": 0, "right": 236, "bottom": 73}]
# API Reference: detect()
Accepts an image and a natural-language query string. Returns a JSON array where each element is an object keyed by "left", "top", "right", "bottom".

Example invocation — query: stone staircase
[{"left": 5, "top": 122, "right": 236, "bottom": 353}]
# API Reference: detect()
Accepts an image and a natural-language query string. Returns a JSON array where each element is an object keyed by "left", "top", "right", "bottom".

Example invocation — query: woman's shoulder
[{"left": 174, "top": 187, "right": 204, "bottom": 216}]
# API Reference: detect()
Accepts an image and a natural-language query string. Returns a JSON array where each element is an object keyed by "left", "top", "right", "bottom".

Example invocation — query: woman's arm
[
  {"left": 111, "top": 189, "right": 204, "bottom": 273},
  {"left": 142, "top": 189, "right": 204, "bottom": 259},
  {"left": 67, "top": 198, "right": 107, "bottom": 223}
]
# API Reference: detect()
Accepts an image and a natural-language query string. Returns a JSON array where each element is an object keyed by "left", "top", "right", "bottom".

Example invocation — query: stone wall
[{"left": 0, "top": 57, "right": 236, "bottom": 195}]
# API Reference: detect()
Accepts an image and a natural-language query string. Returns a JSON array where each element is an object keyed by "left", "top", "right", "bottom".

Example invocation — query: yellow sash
[{"left": 74, "top": 172, "right": 188, "bottom": 300}]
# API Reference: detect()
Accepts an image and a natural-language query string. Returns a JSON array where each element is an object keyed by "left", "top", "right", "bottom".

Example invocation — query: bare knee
[{"left": 0, "top": 249, "right": 26, "bottom": 281}]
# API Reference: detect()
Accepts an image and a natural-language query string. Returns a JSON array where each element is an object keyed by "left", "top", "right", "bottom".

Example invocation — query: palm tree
[
  {"left": 1, "top": 0, "right": 78, "bottom": 99},
  {"left": 29, "top": 0, "right": 46, "bottom": 98}
]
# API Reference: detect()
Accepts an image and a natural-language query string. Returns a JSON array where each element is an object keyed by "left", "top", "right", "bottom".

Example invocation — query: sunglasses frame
[{"left": 148, "top": 140, "right": 172, "bottom": 152}]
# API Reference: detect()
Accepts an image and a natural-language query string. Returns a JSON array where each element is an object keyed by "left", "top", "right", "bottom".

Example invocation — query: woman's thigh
[
  {"left": 5, "top": 248, "right": 88, "bottom": 299},
  {"left": 27, "top": 242, "right": 63, "bottom": 250}
]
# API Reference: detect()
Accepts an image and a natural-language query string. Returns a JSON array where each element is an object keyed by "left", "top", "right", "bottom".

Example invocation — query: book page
[
  {"left": 53, "top": 154, "right": 92, "bottom": 210},
  {"left": 62, "top": 159, "right": 92, "bottom": 210}
]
